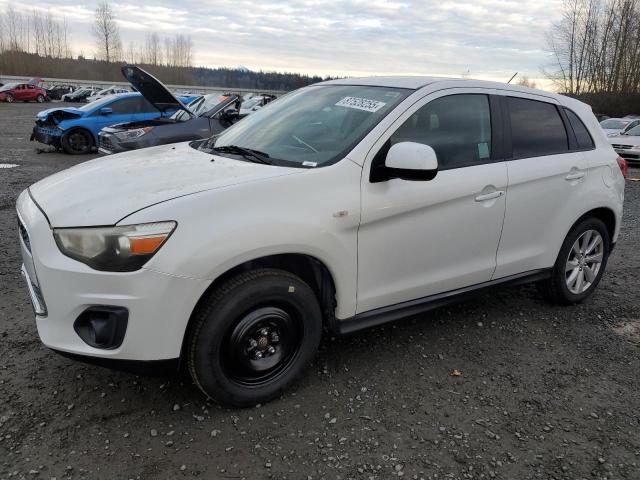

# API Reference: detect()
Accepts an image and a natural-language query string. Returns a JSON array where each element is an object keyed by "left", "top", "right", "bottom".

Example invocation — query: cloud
[{"left": 1, "top": 0, "right": 563, "bottom": 86}]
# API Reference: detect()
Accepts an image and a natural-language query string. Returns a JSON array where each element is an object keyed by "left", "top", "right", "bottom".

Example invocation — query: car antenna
[{"left": 507, "top": 72, "right": 518, "bottom": 84}]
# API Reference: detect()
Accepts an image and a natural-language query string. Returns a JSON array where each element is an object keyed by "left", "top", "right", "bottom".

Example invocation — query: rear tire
[
  {"left": 5, "top": 94, "right": 14, "bottom": 103},
  {"left": 61, "top": 129, "right": 93, "bottom": 154},
  {"left": 187, "top": 268, "right": 322, "bottom": 407},
  {"left": 36, "top": 94, "right": 45, "bottom": 103},
  {"left": 538, "top": 217, "right": 610, "bottom": 305}
]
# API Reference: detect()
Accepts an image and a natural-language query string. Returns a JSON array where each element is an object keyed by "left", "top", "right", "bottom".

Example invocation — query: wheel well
[
  {"left": 63, "top": 127, "right": 95, "bottom": 145},
  {"left": 579, "top": 207, "right": 616, "bottom": 246},
  {"left": 180, "top": 254, "right": 338, "bottom": 365}
]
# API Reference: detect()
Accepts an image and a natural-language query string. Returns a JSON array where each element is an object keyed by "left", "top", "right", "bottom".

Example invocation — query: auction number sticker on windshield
[{"left": 335, "top": 97, "right": 386, "bottom": 112}]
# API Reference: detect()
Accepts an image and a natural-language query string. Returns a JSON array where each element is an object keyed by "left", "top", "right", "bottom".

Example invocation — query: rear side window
[
  {"left": 389, "top": 94, "right": 492, "bottom": 170},
  {"left": 507, "top": 97, "right": 568, "bottom": 158},
  {"left": 564, "top": 109, "right": 595, "bottom": 150}
]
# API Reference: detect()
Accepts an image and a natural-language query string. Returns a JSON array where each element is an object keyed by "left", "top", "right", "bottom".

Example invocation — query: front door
[{"left": 357, "top": 91, "right": 508, "bottom": 314}]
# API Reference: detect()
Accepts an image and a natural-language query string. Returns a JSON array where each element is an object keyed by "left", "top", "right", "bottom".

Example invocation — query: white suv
[{"left": 17, "top": 77, "right": 626, "bottom": 407}]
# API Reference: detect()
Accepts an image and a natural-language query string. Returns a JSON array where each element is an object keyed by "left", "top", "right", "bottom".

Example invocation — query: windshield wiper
[{"left": 212, "top": 145, "right": 273, "bottom": 165}]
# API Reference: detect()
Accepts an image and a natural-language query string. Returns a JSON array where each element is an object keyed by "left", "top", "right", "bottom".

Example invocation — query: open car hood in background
[{"left": 121, "top": 65, "right": 191, "bottom": 116}]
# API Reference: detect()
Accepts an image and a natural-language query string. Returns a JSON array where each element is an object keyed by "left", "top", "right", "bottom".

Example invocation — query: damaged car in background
[
  {"left": 99, "top": 66, "right": 241, "bottom": 154},
  {"left": 31, "top": 92, "right": 177, "bottom": 154},
  {"left": 31, "top": 66, "right": 193, "bottom": 154}
]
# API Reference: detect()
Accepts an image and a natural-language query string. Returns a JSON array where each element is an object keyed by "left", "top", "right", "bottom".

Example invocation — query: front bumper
[
  {"left": 16, "top": 190, "right": 211, "bottom": 362},
  {"left": 31, "top": 125, "right": 62, "bottom": 147}
]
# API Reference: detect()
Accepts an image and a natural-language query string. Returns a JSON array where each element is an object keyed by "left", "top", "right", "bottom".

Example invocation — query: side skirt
[{"left": 337, "top": 269, "right": 551, "bottom": 335}]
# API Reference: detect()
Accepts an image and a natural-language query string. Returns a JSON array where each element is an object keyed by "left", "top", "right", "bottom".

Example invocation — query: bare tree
[
  {"left": 144, "top": 32, "right": 162, "bottom": 65},
  {"left": 546, "top": 0, "right": 640, "bottom": 94},
  {"left": 92, "top": 1, "right": 121, "bottom": 63},
  {"left": 516, "top": 76, "right": 538, "bottom": 88},
  {"left": 5, "top": 5, "right": 25, "bottom": 51}
]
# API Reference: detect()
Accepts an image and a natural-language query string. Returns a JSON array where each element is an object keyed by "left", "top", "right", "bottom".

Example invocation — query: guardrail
[{"left": 0, "top": 74, "right": 286, "bottom": 96}]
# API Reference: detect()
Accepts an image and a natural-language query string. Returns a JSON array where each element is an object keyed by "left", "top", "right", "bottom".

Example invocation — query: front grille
[
  {"left": 18, "top": 217, "right": 31, "bottom": 253},
  {"left": 611, "top": 144, "right": 633, "bottom": 150}
]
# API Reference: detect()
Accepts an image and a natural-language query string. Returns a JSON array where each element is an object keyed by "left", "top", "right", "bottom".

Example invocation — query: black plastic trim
[
  {"left": 73, "top": 306, "right": 128, "bottom": 349},
  {"left": 489, "top": 94, "right": 505, "bottom": 161},
  {"left": 336, "top": 269, "right": 552, "bottom": 335},
  {"left": 51, "top": 349, "right": 180, "bottom": 375}
]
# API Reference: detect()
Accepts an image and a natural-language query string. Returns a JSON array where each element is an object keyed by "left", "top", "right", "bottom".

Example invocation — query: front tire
[
  {"left": 187, "top": 269, "right": 323, "bottom": 407},
  {"left": 61, "top": 129, "right": 93, "bottom": 154},
  {"left": 538, "top": 217, "right": 610, "bottom": 304},
  {"left": 5, "top": 93, "right": 14, "bottom": 103},
  {"left": 36, "top": 94, "right": 45, "bottom": 103}
]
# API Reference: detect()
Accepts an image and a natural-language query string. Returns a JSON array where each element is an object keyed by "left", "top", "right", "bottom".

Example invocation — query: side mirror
[
  {"left": 384, "top": 142, "right": 438, "bottom": 181},
  {"left": 99, "top": 107, "right": 113, "bottom": 115}
]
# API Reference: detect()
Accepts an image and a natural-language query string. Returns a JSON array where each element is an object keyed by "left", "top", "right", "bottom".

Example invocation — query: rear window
[
  {"left": 507, "top": 97, "right": 568, "bottom": 158},
  {"left": 564, "top": 109, "right": 595, "bottom": 150}
]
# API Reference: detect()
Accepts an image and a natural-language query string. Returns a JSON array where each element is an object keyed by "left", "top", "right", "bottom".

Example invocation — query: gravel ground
[{"left": 1, "top": 102, "right": 639, "bottom": 480}]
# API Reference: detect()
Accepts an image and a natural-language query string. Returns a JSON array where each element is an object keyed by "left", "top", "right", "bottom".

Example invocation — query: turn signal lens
[
  {"left": 129, "top": 236, "right": 167, "bottom": 255},
  {"left": 617, "top": 156, "right": 628, "bottom": 179},
  {"left": 53, "top": 221, "right": 176, "bottom": 271}
]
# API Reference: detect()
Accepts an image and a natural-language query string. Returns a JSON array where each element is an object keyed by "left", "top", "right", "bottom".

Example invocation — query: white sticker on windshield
[{"left": 335, "top": 97, "right": 386, "bottom": 113}]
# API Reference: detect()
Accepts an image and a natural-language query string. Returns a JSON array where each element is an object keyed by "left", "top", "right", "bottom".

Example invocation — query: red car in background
[{"left": 0, "top": 83, "right": 48, "bottom": 103}]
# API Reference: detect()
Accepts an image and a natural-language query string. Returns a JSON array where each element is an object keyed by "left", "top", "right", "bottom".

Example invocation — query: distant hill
[{"left": 0, "top": 51, "right": 327, "bottom": 91}]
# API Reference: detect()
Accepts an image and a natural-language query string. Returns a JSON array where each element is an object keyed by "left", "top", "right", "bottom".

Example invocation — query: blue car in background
[{"left": 31, "top": 92, "right": 175, "bottom": 154}]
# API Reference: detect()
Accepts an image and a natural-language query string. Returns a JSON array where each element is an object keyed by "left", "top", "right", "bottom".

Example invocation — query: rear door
[
  {"left": 25, "top": 85, "right": 37, "bottom": 101},
  {"left": 494, "top": 94, "right": 591, "bottom": 278}
]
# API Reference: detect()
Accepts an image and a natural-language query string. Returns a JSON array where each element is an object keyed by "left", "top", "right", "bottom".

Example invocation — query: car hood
[
  {"left": 36, "top": 107, "right": 84, "bottom": 120},
  {"left": 121, "top": 64, "right": 191, "bottom": 116},
  {"left": 28, "top": 142, "right": 303, "bottom": 227}
]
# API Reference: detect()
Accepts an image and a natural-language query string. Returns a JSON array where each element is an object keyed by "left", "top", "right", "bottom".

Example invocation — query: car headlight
[
  {"left": 53, "top": 221, "right": 176, "bottom": 272},
  {"left": 114, "top": 127, "right": 153, "bottom": 140}
]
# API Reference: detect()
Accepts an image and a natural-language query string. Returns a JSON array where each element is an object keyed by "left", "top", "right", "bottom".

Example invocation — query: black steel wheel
[
  {"left": 61, "top": 129, "right": 93, "bottom": 154},
  {"left": 187, "top": 268, "right": 323, "bottom": 407},
  {"left": 222, "top": 306, "right": 302, "bottom": 387}
]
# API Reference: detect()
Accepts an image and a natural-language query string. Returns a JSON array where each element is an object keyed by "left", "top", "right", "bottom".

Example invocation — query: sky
[{"left": 1, "top": 0, "right": 564, "bottom": 89}]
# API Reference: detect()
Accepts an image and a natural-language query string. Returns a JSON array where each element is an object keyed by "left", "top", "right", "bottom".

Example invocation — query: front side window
[
  {"left": 109, "top": 97, "right": 140, "bottom": 114},
  {"left": 202, "top": 85, "right": 411, "bottom": 167},
  {"left": 387, "top": 94, "right": 492, "bottom": 170},
  {"left": 508, "top": 97, "right": 568, "bottom": 158}
]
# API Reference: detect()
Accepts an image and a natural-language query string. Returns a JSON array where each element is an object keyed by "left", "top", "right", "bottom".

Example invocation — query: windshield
[
  {"left": 241, "top": 98, "right": 262, "bottom": 109},
  {"left": 171, "top": 94, "right": 224, "bottom": 121},
  {"left": 601, "top": 119, "right": 629, "bottom": 129},
  {"left": 0, "top": 83, "right": 19, "bottom": 92},
  {"left": 623, "top": 125, "right": 640, "bottom": 136},
  {"left": 77, "top": 94, "right": 132, "bottom": 111},
  {"left": 201, "top": 85, "right": 410, "bottom": 167}
]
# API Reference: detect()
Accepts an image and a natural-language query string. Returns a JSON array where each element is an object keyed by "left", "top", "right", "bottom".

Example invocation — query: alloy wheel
[{"left": 565, "top": 229, "right": 604, "bottom": 294}]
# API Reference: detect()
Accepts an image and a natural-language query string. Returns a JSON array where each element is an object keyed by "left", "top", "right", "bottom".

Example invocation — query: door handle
[
  {"left": 475, "top": 190, "right": 504, "bottom": 202},
  {"left": 565, "top": 170, "right": 585, "bottom": 181}
]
